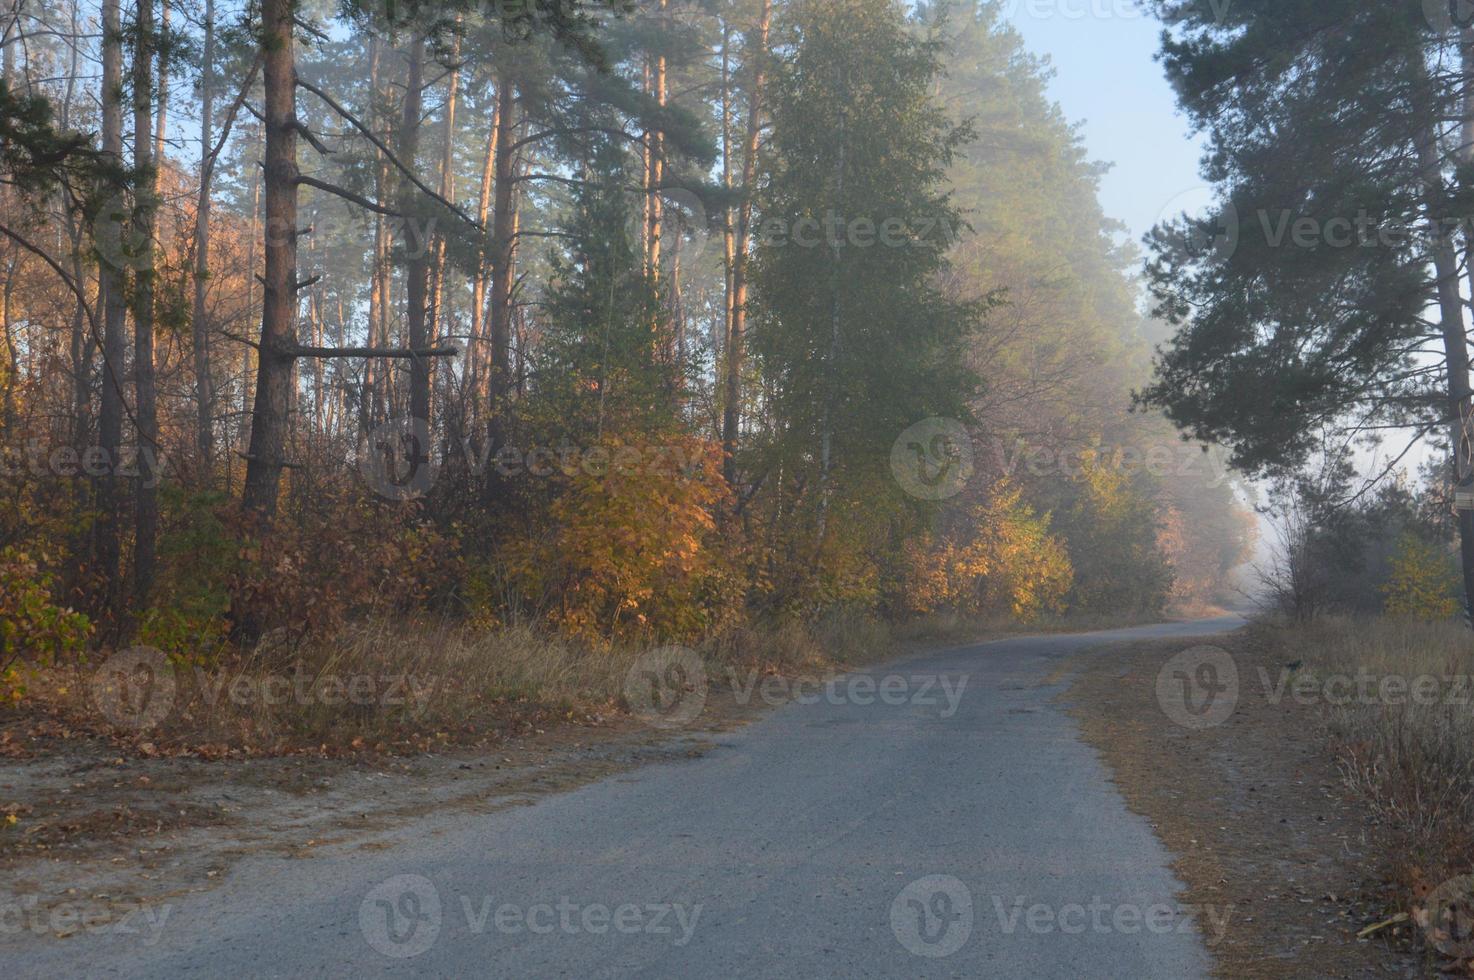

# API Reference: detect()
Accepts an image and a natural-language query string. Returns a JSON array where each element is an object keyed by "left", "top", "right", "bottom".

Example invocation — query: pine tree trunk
[
  {"left": 132, "top": 0, "right": 159, "bottom": 608},
  {"left": 469, "top": 93, "right": 499, "bottom": 425},
  {"left": 398, "top": 37, "right": 431, "bottom": 465},
  {"left": 241, "top": 0, "right": 299, "bottom": 518},
  {"left": 486, "top": 75, "right": 518, "bottom": 463},
  {"left": 720, "top": 19, "right": 734, "bottom": 394},
  {"left": 1417, "top": 122, "right": 1474, "bottom": 622},
  {"left": 427, "top": 32, "right": 459, "bottom": 353},
  {"left": 96, "top": 0, "right": 129, "bottom": 622},
  {"left": 154, "top": 0, "right": 168, "bottom": 161},
  {"left": 191, "top": 0, "right": 216, "bottom": 482},
  {"left": 722, "top": 0, "right": 772, "bottom": 491},
  {"left": 647, "top": 0, "right": 667, "bottom": 305}
]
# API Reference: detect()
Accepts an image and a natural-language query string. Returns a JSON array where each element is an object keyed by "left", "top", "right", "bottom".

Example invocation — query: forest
[
  {"left": 0, "top": 0, "right": 1253, "bottom": 711},
  {"left": 9, "top": 1, "right": 1474, "bottom": 975}
]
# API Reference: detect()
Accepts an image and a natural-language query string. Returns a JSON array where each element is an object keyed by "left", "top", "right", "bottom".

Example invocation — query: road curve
[{"left": 9, "top": 616, "right": 1244, "bottom": 978}]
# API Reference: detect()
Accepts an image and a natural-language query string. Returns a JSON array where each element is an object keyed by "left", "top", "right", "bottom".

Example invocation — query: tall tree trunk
[
  {"left": 469, "top": 93, "right": 499, "bottom": 425},
  {"left": 646, "top": 0, "right": 667, "bottom": 300},
  {"left": 96, "top": 0, "right": 129, "bottom": 623},
  {"left": 363, "top": 36, "right": 386, "bottom": 434},
  {"left": 191, "top": 0, "right": 216, "bottom": 482},
  {"left": 720, "top": 19, "right": 734, "bottom": 390},
  {"left": 132, "top": 0, "right": 159, "bottom": 608},
  {"left": 63, "top": 0, "right": 93, "bottom": 451},
  {"left": 486, "top": 75, "right": 518, "bottom": 461},
  {"left": 721, "top": 0, "right": 772, "bottom": 491},
  {"left": 398, "top": 36, "right": 431, "bottom": 467},
  {"left": 241, "top": 0, "right": 299, "bottom": 517},
  {"left": 0, "top": 0, "right": 14, "bottom": 435},
  {"left": 427, "top": 31, "right": 460, "bottom": 350},
  {"left": 154, "top": 0, "right": 168, "bottom": 161}
]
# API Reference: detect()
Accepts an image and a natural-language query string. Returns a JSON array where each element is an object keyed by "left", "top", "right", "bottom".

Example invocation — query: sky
[{"left": 999, "top": 1, "right": 1208, "bottom": 246}]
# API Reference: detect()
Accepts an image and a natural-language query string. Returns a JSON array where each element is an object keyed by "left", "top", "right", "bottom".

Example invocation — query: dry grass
[
  {"left": 20, "top": 604, "right": 1177, "bottom": 759},
  {"left": 14, "top": 609, "right": 897, "bottom": 757},
  {"left": 1254, "top": 615, "right": 1474, "bottom": 890},
  {"left": 892, "top": 607, "right": 1178, "bottom": 647}
]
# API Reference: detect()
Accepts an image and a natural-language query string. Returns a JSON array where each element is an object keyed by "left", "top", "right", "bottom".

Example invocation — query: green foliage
[
  {"left": 1054, "top": 456, "right": 1175, "bottom": 617},
  {"left": 529, "top": 139, "right": 671, "bottom": 439},
  {"left": 0, "top": 79, "right": 96, "bottom": 197},
  {"left": 747, "top": 0, "right": 982, "bottom": 606},
  {"left": 1137, "top": 1, "right": 1447, "bottom": 477},
  {"left": 137, "top": 489, "right": 237, "bottom": 663}
]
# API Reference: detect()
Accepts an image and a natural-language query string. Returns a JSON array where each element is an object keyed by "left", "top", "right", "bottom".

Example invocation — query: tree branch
[
  {"left": 295, "top": 75, "right": 483, "bottom": 233},
  {"left": 288, "top": 344, "right": 459, "bottom": 359},
  {"left": 296, "top": 174, "right": 401, "bottom": 217}
]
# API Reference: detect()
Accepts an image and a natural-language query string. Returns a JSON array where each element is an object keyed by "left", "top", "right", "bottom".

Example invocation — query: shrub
[
  {"left": 0, "top": 546, "right": 92, "bottom": 700},
  {"left": 504, "top": 435, "right": 741, "bottom": 645}
]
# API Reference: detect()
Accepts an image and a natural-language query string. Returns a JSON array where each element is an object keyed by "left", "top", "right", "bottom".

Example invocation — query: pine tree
[{"left": 749, "top": 0, "right": 980, "bottom": 558}]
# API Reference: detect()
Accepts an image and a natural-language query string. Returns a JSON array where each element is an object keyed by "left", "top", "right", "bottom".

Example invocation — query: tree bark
[
  {"left": 646, "top": 0, "right": 667, "bottom": 300},
  {"left": 469, "top": 91, "right": 500, "bottom": 423},
  {"left": 154, "top": 0, "right": 168, "bottom": 162},
  {"left": 720, "top": 19, "right": 734, "bottom": 390},
  {"left": 398, "top": 37, "right": 431, "bottom": 468},
  {"left": 363, "top": 36, "right": 386, "bottom": 434},
  {"left": 132, "top": 0, "right": 159, "bottom": 607},
  {"left": 96, "top": 0, "right": 129, "bottom": 621},
  {"left": 486, "top": 75, "right": 518, "bottom": 461},
  {"left": 721, "top": 0, "right": 772, "bottom": 491},
  {"left": 426, "top": 31, "right": 460, "bottom": 352},
  {"left": 190, "top": 0, "right": 215, "bottom": 482},
  {"left": 241, "top": 0, "right": 299, "bottom": 517}
]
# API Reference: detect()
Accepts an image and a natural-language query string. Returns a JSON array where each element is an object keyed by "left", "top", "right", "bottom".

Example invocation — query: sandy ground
[
  {"left": 1063, "top": 631, "right": 1429, "bottom": 978},
  {"left": 0, "top": 688, "right": 774, "bottom": 945}
]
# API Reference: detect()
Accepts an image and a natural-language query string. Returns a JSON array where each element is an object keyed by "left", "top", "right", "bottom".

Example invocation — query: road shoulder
[{"left": 1062, "top": 631, "right": 1419, "bottom": 979}]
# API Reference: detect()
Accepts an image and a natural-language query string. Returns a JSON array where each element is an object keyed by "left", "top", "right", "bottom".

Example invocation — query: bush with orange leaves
[
  {"left": 899, "top": 481, "right": 1073, "bottom": 620},
  {"left": 503, "top": 434, "right": 743, "bottom": 646}
]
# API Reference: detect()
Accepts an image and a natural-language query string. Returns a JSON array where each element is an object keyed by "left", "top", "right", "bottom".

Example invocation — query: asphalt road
[{"left": 10, "top": 616, "right": 1243, "bottom": 979}]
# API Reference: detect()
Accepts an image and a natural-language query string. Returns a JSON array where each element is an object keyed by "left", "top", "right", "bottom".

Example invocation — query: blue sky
[{"left": 1001, "top": 2, "right": 1208, "bottom": 246}]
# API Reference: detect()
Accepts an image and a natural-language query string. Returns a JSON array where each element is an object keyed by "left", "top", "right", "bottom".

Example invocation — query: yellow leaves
[
  {"left": 502, "top": 434, "right": 741, "bottom": 644},
  {"left": 1382, "top": 533, "right": 1460, "bottom": 619},
  {"left": 899, "top": 480, "right": 1072, "bottom": 620}
]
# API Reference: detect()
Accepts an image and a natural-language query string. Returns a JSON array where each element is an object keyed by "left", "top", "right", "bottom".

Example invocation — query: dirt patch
[
  {"left": 1063, "top": 630, "right": 1424, "bottom": 978},
  {"left": 0, "top": 677, "right": 777, "bottom": 944}
]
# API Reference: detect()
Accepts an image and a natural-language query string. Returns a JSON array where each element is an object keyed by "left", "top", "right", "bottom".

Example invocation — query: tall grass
[{"left": 1263, "top": 616, "right": 1474, "bottom": 884}]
